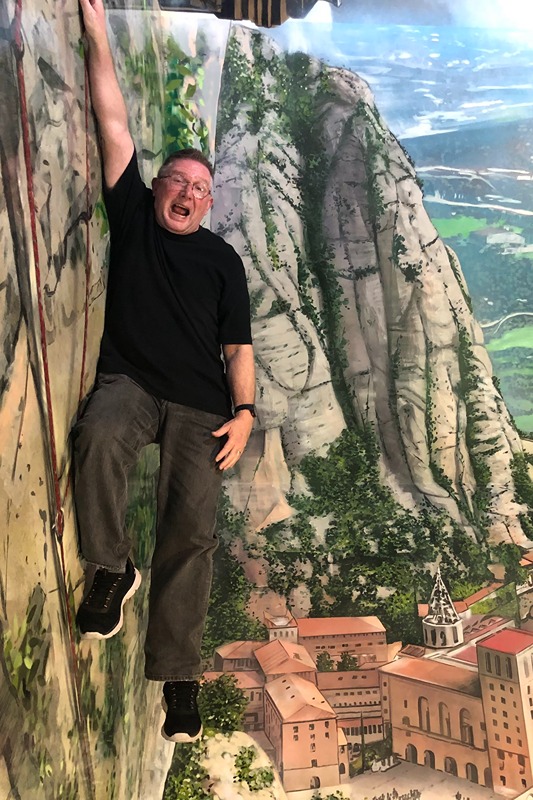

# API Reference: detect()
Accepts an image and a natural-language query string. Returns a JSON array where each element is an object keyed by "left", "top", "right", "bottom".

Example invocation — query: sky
[{"left": 307, "top": 0, "right": 533, "bottom": 29}]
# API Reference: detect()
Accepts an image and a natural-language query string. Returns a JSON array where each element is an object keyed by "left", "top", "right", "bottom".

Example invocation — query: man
[{"left": 75, "top": 0, "right": 255, "bottom": 744}]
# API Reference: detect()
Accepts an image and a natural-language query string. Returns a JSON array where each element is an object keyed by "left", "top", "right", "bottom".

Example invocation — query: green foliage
[
  {"left": 316, "top": 651, "right": 335, "bottom": 671},
  {"left": 1, "top": 588, "right": 80, "bottom": 796},
  {"left": 217, "top": 33, "right": 268, "bottom": 142},
  {"left": 337, "top": 652, "right": 358, "bottom": 670},
  {"left": 455, "top": 322, "right": 492, "bottom": 523},
  {"left": 198, "top": 673, "right": 248, "bottom": 734},
  {"left": 492, "top": 542, "right": 528, "bottom": 585},
  {"left": 163, "top": 741, "right": 210, "bottom": 800},
  {"left": 203, "top": 492, "right": 267, "bottom": 659},
  {"left": 311, "top": 792, "right": 348, "bottom": 800},
  {"left": 164, "top": 36, "right": 210, "bottom": 157},
  {"left": 247, "top": 427, "right": 487, "bottom": 644},
  {"left": 234, "top": 746, "right": 274, "bottom": 791},
  {"left": 511, "top": 452, "right": 533, "bottom": 507}
]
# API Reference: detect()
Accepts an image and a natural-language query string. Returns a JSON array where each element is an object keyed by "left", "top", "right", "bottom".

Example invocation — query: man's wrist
[{"left": 233, "top": 404, "right": 256, "bottom": 418}]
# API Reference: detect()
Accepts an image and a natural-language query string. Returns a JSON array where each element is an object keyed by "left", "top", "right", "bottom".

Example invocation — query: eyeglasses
[{"left": 158, "top": 173, "right": 211, "bottom": 200}]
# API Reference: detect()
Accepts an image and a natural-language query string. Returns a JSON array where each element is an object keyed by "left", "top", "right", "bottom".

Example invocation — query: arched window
[
  {"left": 440, "top": 630, "right": 447, "bottom": 645},
  {"left": 439, "top": 702, "right": 451, "bottom": 737},
  {"left": 445, "top": 756, "right": 458, "bottom": 776},
  {"left": 424, "top": 750, "right": 435, "bottom": 769},
  {"left": 506, "top": 658, "right": 513, "bottom": 679},
  {"left": 495, "top": 655, "right": 501, "bottom": 676},
  {"left": 460, "top": 708, "right": 474, "bottom": 745},
  {"left": 431, "top": 628, "right": 437, "bottom": 645},
  {"left": 310, "top": 777, "right": 320, "bottom": 789},
  {"left": 466, "top": 763, "right": 479, "bottom": 784},
  {"left": 418, "top": 697, "right": 430, "bottom": 731},
  {"left": 339, "top": 763, "right": 346, "bottom": 775},
  {"left": 406, "top": 744, "right": 418, "bottom": 764},
  {"left": 485, "top": 652, "right": 491, "bottom": 673}
]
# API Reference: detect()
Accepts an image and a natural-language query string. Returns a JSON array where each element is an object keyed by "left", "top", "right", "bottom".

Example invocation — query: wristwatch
[{"left": 234, "top": 404, "right": 256, "bottom": 418}]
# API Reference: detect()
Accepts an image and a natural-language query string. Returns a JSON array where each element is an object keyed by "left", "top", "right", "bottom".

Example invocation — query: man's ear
[{"left": 151, "top": 177, "right": 158, "bottom": 195}]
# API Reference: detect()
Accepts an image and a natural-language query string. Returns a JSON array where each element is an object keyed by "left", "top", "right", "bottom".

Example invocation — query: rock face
[
  {"left": 212, "top": 25, "right": 530, "bottom": 549},
  {"left": 0, "top": 3, "right": 173, "bottom": 798}
]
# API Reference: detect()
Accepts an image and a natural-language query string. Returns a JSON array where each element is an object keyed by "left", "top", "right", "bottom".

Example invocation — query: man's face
[{"left": 152, "top": 158, "right": 213, "bottom": 236}]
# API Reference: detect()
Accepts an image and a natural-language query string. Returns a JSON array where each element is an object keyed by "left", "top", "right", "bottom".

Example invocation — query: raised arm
[
  {"left": 212, "top": 344, "right": 256, "bottom": 471},
  {"left": 79, "top": 0, "right": 134, "bottom": 188}
]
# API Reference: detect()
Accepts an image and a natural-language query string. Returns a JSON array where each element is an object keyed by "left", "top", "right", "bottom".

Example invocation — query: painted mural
[{"left": 3, "top": 1, "right": 533, "bottom": 799}]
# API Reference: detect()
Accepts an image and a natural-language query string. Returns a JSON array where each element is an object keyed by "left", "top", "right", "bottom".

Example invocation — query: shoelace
[
  {"left": 83, "top": 570, "right": 125, "bottom": 610},
  {"left": 166, "top": 682, "right": 198, "bottom": 710}
]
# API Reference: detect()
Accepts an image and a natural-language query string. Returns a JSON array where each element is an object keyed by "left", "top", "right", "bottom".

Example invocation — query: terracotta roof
[
  {"left": 445, "top": 644, "right": 479, "bottom": 665},
  {"left": 265, "top": 674, "right": 335, "bottom": 722},
  {"left": 379, "top": 657, "right": 481, "bottom": 696},
  {"left": 462, "top": 615, "right": 511, "bottom": 643},
  {"left": 478, "top": 628, "right": 533, "bottom": 656},
  {"left": 264, "top": 611, "right": 297, "bottom": 629},
  {"left": 215, "top": 641, "right": 264, "bottom": 659},
  {"left": 418, "top": 582, "right": 504, "bottom": 618},
  {"left": 317, "top": 670, "right": 380, "bottom": 690},
  {"left": 296, "top": 616, "right": 385, "bottom": 637},
  {"left": 255, "top": 639, "right": 316, "bottom": 675},
  {"left": 338, "top": 716, "right": 384, "bottom": 728},
  {"left": 203, "top": 670, "right": 265, "bottom": 689}
]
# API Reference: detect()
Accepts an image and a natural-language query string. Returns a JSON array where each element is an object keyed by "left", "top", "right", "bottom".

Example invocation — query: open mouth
[{"left": 172, "top": 203, "right": 190, "bottom": 218}]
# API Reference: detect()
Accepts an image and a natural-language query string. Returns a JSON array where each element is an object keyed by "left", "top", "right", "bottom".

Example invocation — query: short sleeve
[
  {"left": 218, "top": 248, "right": 252, "bottom": 345},
  {"left": 103, "top": 150, "right": 148, "bottom": 241}
]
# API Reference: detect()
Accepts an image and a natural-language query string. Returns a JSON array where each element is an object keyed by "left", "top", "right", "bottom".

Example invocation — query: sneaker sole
[
  {"left": 160, "top": 698, "right": 203, "bottom": 744},
  {"left": 80, "top": 568, "right": 142, "bottom": 640}
]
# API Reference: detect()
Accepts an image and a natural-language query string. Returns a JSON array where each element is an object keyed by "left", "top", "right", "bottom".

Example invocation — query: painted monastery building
[{"left": 205, "top": 569, "right": 533, "bottom": 794}]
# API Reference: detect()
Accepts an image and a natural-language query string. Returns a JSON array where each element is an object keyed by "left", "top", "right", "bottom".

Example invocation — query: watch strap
[{"left": 234, "top": 404, "right": 256, "bottom": 418}]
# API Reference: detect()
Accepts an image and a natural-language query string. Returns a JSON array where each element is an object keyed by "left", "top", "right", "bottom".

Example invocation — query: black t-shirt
[{"left": 97, "top": 152, "right": 252, "bottom": 416}]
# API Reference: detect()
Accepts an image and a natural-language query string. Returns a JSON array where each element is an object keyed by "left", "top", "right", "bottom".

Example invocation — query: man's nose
[{"left": 179, "top": 180, "right": 194, "bottom": 198}]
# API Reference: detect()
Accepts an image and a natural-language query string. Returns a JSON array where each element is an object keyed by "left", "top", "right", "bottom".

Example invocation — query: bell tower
[{"left": 423, "top": 567, "right": 464, "bottom": 649}]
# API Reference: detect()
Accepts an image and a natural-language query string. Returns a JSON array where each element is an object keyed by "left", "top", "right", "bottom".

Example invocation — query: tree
[
  {"left": 316, "top": 651, "right": 334, "bottom": 671},
  {"left": 198, "top": 673, "right": 248, "bottom": 734},
  {"left": 337, "top": 652, "right": 358, "bottom": 671}
]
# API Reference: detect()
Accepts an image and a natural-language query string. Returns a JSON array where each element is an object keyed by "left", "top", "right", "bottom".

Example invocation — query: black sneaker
[
  {"left": 161, "top": 681, "right": 203, "bottom": 743},
  {"left": 76, "top": 558, "right": 141, "bottom": 640}
]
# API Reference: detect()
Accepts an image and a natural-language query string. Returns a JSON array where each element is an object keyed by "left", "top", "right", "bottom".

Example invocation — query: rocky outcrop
[{"left": 213, "top": 26, "right": 531, "bottom": 549}]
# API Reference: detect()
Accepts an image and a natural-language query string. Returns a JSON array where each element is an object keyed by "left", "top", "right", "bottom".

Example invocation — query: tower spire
[{"left": 423, "top": 567, "right": 463, "bottom": 649}]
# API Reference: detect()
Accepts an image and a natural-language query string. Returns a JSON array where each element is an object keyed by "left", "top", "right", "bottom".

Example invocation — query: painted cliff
[{"left": 212, "top": 25, "right": 533, "bottom": 632}]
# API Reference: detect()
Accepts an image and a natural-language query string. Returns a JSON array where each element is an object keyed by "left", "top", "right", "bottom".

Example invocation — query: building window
[
  {"left": 325, "top": 721, "right": 329, "bottom": 728},
  {"left": 293, "top": 726, "right": 298, "bottom": 733},
  {"left": 309, "top": 724, "right": 315, "bottom": 730},
  {"left": 311, "top": 759, "right": 318, "bottom": 768},
  {"left": 325, "top": 732, "right": 330, "bottom": 738},
  {"left": 439, "top": 702, "right": 451, "bottom": 737},
  {"left": 506, "top": 737, "right": 511, "bottom": 744},
  {"left": 310, "top": 743, "right": 316, "bottom": 752},
  {"left": 485, "top": 653, "right": 492, "bottom": 673},
  {"left": 489, "top": 683, "right": 494, "bottom": 690},
  {"left": 506, "top": 658, "right": 513, "bottom": 679},
  {"left": 460, "top": 709, "right": 474, "bottom": 746},
  {"left": 293, "top": 735, "right": 298, "bottom": 741},
  {"left": 417, "top": 697, "right": 431, "bottom": 732}
]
